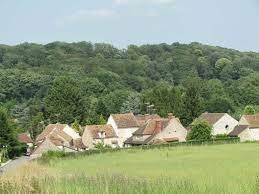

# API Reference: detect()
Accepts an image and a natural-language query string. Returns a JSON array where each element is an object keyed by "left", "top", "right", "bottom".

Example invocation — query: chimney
[
  {"left": 155, "top": 120, "right": 162, "bottom": 134},
  {"left": 168, "top": 113, "right": 175, "bottom": 120}
]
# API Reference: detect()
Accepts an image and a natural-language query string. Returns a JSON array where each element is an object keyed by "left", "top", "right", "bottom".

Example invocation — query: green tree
[
  {"left": 28, "top": 112, "right": 44, "bottom": 141},
  {"left": 188, "top": 119, "right": 212, "bottom": 140},
  {"left": 243, "top": 105, "right": 256, "bottom": 115},
  {"left": 45, "top": 77, "right": 86, "bottom": 124},
  {"left": 181, "top": 77, "right": 204, "bottom": 125},
  {"left": 120, "top": 94, "right": 141, "bottom": 114}
]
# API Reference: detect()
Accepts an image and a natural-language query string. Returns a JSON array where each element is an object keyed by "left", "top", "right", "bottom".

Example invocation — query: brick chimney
[
  {"left": 168, "top": 113, "right": 175, "bottom": 120},
  {"left": 155, "top": 120, "right": 162, "bottom": 134}
]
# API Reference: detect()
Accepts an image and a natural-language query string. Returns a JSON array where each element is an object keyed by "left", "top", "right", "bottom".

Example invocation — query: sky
[{"left": 0, "top": 0, "right": 259, "bottom": 51}]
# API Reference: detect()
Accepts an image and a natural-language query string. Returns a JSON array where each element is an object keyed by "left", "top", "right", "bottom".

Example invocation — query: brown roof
[
  {"left": 133, "top": 119, "right": 170, "bottom": 135},
  {"left": 17, "top": 133, "right": 33, "bottom": 144},
  {"left": 228, "top": 125, "right": 249, "bottom": 136},
  {"left": 198, "top": 113, "right": 226, "bottom": 125},
  {"left": 242, "top": 115, "right": 259, "bottom": 128},
  {"left": 111, "top": 113, "right": 139, "bottom": 128},
  {"left": 135, "top": 114, "right": 161, "bottom": 126},
  {"left": 72, "top": 138, "right": 87, "bottom": 149},
  {"left": 86, "top": 124, "right": 118, "bottom": 139},
  {"left": 36, "top": 124, "right": 67, "bottom": 142}
]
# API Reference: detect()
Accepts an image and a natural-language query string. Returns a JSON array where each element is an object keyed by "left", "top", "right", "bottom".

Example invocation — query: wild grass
[{"left": 1, "top": 143, "right": 259, "bottom": 193}]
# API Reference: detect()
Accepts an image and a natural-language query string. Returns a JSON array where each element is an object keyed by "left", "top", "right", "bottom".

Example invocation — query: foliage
[
  {"left": 188, "top": 119, "right": 212, "bottom": 140},
  {"left": 45, "top": 77, "right": 86, "bottom": 124},
  {"left": 120, "top": 93, "right": 141, "bottom": 114},
  {"left": 243, "top": 105, "right": 256, "bottom": 115},
  {"left": 0, "top": 41, "right": 258, "bottom": 138}
]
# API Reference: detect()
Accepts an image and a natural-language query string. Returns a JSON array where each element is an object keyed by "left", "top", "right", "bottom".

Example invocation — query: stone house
[
  {"left": 31, "top": 123, "right": 85, "bottom": 158},
  {"left": 196, "top": 113, "right": 238, "bottom": 135},
  {"left": 124, "top": 114, "right": 187, "bottom": 146},
  {"left": 82, "top": 124, "right": 119, "bottom": 149},
  {"left": 230, "top": 115, "right": 259, "bottom": 141}
]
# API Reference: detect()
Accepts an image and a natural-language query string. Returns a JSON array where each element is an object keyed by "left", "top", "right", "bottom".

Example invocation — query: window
[{"left": 225, "top": 125, "right": 229, "bottom": 130}]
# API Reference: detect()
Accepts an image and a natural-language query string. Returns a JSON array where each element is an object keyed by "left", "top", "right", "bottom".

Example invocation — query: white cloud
[
  {"left": 114, "top": 0, "right": 176, "bottom": 6},
  {"left": 57, "top": 9, "right": 117, "bottom": 26}
]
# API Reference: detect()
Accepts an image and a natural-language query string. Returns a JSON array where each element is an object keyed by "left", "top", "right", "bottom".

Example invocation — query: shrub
[{"left": 188, "top": 119, "right": 212, "bottom": 140}]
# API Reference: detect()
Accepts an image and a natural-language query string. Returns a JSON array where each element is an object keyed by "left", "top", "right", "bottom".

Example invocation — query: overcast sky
[{"left": 0, "top": 0, "right": 259, "bottom": 51}]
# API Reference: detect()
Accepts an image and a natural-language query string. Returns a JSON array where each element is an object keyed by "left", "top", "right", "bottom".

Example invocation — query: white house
[
  {"left": 197, "top": 113, "right": 238, "bottom": 135},
  {"left": 82, "top": 124, "right": 119, "bottom": 149},
  {"left": 107, "top": 113, "right": 140, "bottom": 147}
]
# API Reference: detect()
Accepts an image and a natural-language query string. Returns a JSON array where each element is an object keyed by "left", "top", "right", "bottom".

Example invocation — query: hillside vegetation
[
  {"left": 0, "top": 42, "right": 258, "bottom": 134},
  {"left": 2, "top": 143, "right": 259, "bottom": 193}
]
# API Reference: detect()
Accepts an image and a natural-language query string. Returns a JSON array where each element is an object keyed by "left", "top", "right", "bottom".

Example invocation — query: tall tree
[
  {"left": 181, "top": 77, "right": 204, "bottom": 125},
  {"left": 120, "top": 94, "right": 141, "bottom": 114},
  {"left": 45, "top": 77, "right": 86, "bottom": 124}
]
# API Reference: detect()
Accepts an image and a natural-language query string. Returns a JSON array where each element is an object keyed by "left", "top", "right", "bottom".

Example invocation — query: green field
[{"left": 2, "top": 143, "right": 259, "bottom": 193}]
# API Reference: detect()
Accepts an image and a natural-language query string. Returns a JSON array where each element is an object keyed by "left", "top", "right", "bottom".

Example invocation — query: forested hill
[{"left": 0, "top": 41, "right": 258, "bottom": 132}]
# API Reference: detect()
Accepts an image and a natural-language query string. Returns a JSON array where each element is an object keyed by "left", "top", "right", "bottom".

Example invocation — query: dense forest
[{"left": 0, "top": 41, "right": 258, "bottom": 141}]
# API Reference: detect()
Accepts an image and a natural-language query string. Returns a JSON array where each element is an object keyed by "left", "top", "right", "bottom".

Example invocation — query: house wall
[
  {"left": 238, "top": 128, "right": 251, "bottom": 142},
  {"left": 155, "top": 119, "right": 187, "bottom": 142},
  {"left": 133, "top": 135, "right": 151, "bottom": 142},
  {"left": 249, "top": 128, "right": 259, "bottom": 141},
  {"left": 239, "top": 116, "right": 249, "bottom": 125},
  {"left": 82, "top": 128, "right": 94, "bottom": 149},
  {"left": 93, "top": 138, "right": 119, "bottom": 148},
  {"left": 213, "top": 114, "right": 238, "bottom": 135},
  {"left": 63, "top": 125, "right": 81, "bottom": 139},
  {"left": 30, "top": 139, "right": 61, "bottom": 159},
  {"left": 107, "top": 116, "right": 138, "bottom": 147}
]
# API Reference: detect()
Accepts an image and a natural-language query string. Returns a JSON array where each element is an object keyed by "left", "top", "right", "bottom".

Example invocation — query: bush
[
  {"left": 214, "top": 134, "right": 228, "bottom": 139},
  {"left": 187, "top": 119, "right": 213, "bottom": 140}
]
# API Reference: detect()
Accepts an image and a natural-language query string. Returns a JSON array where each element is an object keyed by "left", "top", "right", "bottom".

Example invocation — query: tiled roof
[
  {"left": 133, "top": 119, "right": 169, "bottom": 135},
  {"left": 198, "top": 113, "right": 226, "bottom": 125},
  {"left": 72, "top": 138, "right": 87, "bottom": 149},
  {"left": 135, "top": 114, "right": 161, "bottom": 126},
  {"left": 36, "top": 124, "right": 67, "bottom": 142},
  {"left": 17, "top": 133, "right": 33, "bottom": 144},
  {"left": 111, "top": 113, "right": 139, "bottom": 128},
  {"left": 85, "top": 124, "right": 118, "bottom": 139},
  {"left": 242, "top": 115, "right": 259, "bottom": 128},
  {"left": 228, "top": 125, "right": 249, "bottom": 136}
]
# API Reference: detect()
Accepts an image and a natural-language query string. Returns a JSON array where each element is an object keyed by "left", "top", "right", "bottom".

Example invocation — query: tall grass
[{"left": 2, "top": 143, "right": 259, "bottom": 194}]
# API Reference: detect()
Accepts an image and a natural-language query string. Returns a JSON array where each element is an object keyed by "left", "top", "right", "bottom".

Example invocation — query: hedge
[{"left": 39, "top": 137, "right": 240, "bottom": 162}]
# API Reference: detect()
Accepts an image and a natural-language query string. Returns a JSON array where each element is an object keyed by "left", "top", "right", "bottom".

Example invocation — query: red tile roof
[
  {"left": 85, "top": 124, "right": 118, "bottom": 139},
  {"left": 133, "top": 119, "right": 169, "bottom": 135},
  {"left": 36, "top": 124, "right": 67, "bottom": 142},
  {"left": 135, "top": 114, "right": 161, "bottom": 126},
  {"left": 242, "top": 115, "right": 259, "bottom": 128},
  {"left": 17, "top": 133, "right": 33, "bottom": 144}
]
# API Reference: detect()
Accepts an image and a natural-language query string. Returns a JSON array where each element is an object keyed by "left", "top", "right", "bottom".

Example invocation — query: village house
[
  {"left": 196, "top": 113, "right": 238, "bottom": 135},
  {"left": 124, "top": 114, "right": 187, "bottom": 146},
  {"left": 31, "top": 123, "right": 85, "bottom": 158},
  {"left": 229, "top": 115, "right": 259, "bottom": 141},
  {"left": 82, "top": 124, "right": 119, "bottom": 149},
  {"left": 107, "top": 113, "right": 140, "bottom": 147}
]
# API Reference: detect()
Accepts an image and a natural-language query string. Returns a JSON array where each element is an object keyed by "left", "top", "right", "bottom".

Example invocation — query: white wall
[
  {"left": 63, "top": 125, "right": 81, "bottom": 139},
  {"left": 155, "top": 119, "right": 187, "bottom": 142},
  {"left": 107, "top": 115, "right": 138, "bottom": 147},
  {"left": 213, "top": 114, "right": 238, "bottom": 135}
]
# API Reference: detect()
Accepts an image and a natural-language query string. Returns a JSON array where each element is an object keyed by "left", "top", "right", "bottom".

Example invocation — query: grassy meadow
[{"left": 2, "top": 143, "right": 259, "bottom": 193}]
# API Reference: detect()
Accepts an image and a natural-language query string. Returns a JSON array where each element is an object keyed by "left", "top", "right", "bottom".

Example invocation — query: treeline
[{"left": 0, "top": 41, "right": 258, "bottom": 139}]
